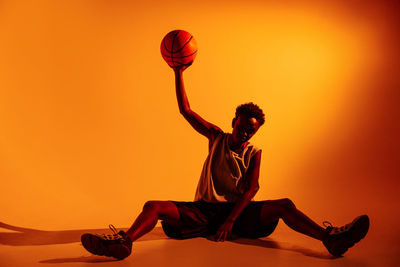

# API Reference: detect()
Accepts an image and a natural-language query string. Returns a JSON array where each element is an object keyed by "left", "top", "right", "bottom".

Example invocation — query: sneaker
[
  {"left": 81, "top": 224, "right": 132, "bottom": 260},
  {"left": 322, "top": 215, "right": 369, "bottom": 257}
]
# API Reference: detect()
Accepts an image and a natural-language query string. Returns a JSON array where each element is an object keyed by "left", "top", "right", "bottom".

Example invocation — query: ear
[{"left": 232, "top": 117, "right": 236, "bottom": 128}]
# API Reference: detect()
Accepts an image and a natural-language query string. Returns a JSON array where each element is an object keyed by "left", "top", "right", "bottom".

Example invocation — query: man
[{"left": 81, "top": 64, "right": 369, "bottom": 260}]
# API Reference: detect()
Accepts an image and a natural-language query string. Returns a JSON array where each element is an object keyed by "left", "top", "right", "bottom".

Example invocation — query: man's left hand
[{"left": 215, "top": 220, "right": 234, "bottom": 242}]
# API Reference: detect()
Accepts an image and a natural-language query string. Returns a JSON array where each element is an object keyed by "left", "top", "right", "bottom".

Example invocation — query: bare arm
[
  {"left": 225, "top": 150, "right": 261, "bottom": 222},
  {"left": 174, "top": 67, "right": 222, "bottom": 139},
  {"left": 215, "top": 150, "right": 262, "bottom": 241}
]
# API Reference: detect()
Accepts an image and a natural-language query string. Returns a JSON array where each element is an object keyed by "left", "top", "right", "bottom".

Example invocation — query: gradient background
[{"left": 0, "top": 0, "right": 399, "bottom": 262}]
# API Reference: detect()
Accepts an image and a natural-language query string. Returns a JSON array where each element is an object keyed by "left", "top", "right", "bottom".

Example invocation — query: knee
[
  {"left": 143, "top": 200, "right": 161, "bottom": 212},
  {"left": 278, "top": 198, "right": 296, "bottom": 213}
]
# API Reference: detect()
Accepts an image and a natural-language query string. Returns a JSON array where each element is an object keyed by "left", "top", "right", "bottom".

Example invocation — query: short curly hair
[{"left": 233, "top": 102, "right": 265, "bottom": 126}]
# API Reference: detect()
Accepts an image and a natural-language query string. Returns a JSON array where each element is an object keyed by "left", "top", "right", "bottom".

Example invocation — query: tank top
[{"left": 194, "top": 132, "right": 261, "bottom": 202}]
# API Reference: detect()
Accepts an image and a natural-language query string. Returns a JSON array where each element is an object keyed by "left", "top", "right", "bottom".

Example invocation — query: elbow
[
  {"left": 179, "top": 107, "right": 192, "bottom": 117},
  {"left": 179, "top": 108, "right": 186, "bottom": 115}
]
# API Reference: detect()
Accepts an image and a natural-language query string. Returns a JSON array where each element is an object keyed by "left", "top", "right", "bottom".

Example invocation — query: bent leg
[
  {"left": 125, "top": 201, "right": 181, "bottom": 242},
  {"left": 259, "top": 198, "right": 326, "bottom": 240}
]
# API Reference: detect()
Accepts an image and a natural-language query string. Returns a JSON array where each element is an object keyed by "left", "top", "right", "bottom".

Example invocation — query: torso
[{"left": 197, "top": 132, "right": 260, "bottom": 202}]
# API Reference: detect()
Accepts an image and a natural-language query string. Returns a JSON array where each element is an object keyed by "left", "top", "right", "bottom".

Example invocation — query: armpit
[{"left": 208, "top": 129, "right": 223, "bottom": 151}]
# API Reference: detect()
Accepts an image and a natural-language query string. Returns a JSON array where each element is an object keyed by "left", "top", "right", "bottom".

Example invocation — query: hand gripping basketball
[
  {"left": 173, "top": 61, "right": 193, "bottom": 72},
  {"left": 161, "top": 30, "right": 198, "bottom": 70}
]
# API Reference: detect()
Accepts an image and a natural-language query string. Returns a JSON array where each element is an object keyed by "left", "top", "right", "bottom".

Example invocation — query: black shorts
[{"left": 161, "top": 200, "right": 279, "bottom": 239}]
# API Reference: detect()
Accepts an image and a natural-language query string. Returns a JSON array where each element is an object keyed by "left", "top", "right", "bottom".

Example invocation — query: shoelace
[
  {"left": 323, "top": 220, "right": 351, "bottom": 235},
  {"left": 101, "top": 224, "right": 121, "bottom": 240},
  {"left": 109, "top": 224, "right": 118, "bottom": 234}
]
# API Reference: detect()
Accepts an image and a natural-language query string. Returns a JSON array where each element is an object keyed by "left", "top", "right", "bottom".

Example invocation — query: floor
[{"left": 0, "top": 221, "right": 399, "bottom": 267}]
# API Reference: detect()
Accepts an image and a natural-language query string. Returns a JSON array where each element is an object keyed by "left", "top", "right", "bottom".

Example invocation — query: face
[{"left": 232, "top": 115, "right": 260, "bottom": 144}]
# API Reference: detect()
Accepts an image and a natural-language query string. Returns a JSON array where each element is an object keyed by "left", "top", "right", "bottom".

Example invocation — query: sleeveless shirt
[{"left": 194, "top": 132, "right": 261, "bottom": 202}]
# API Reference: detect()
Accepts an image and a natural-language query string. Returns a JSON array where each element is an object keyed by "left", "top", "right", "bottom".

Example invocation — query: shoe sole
[
  {"left": 81, "top": 234, "right": 131, "bottom": 260},
  {"left": 108, "top": 243, "right": 131, "bottom": 260},
  {"left": 328, "top": 215, "right": 370, "bottom": 256},
  {"left": 81, "top": 234, "right": 106, "bottom": 256},
  {"left": 349, "top": 215, "right": 370, "bottom": 244}
]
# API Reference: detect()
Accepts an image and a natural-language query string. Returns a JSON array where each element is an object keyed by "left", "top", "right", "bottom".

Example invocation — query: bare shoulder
[
  {"left": 208, "top": 125, "right": 223, "bottom": 150},
  {"left": 252, "top": 149, "right": 262, "bottom": 163},
  {"left": 209, "top": 124, "right": 223, "bottom": 138},
  {"left": 248, "top": 149, "right": 262, "bottom": 168}
]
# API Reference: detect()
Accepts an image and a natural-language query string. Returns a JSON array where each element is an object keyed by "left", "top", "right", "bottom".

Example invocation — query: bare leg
[
  {"left": 125, "top": 201, "right": 181, "bottom": 242},
  {"left": 260, "top": 198, "right": 326, "bottom": 240}
]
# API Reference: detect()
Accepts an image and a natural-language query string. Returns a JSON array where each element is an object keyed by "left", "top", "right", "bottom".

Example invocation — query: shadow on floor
[
  {"left": 1, "top": 221, "right": 335, "bottom": 261},
  {"left": 228, "top": 237, "right": 336, "bottom": 259},
  {"left": 0, "top": 221, "right": 167, "bottom": 246},
  {"left": 39, "top": 256, "right": 120, "bottom": 264}
]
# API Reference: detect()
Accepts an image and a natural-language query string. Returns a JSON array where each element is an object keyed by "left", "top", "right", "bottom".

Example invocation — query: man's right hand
[{"left": 172, "top": 61, "right": 193, "bottom": 72}]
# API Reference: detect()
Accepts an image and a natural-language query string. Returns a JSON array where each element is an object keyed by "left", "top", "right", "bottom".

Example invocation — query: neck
[{"left": 228, "top": 134, "right": 246, "bottom": 151}]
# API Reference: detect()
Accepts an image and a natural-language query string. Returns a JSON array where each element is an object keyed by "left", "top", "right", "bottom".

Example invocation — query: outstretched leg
[
  {"left": 81, "top": 200, "right": 181, "bottom": 259},
  {"left": 125, "top": 200, "right": 181, "bottom": 242},
  {"left": 259, "top": 198, "right": 369, "bottom": 256},
  {"left": 259, "top": 198, "right": 326, "bottom": 240}
]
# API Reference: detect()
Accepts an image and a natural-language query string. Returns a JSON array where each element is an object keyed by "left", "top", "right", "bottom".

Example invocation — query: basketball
[{"left": 161, "top": 30, "right": 198, "bottom": 68}]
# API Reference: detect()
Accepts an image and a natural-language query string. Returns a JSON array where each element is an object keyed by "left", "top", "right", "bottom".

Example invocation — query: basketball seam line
[
  {"left": 161, "top": 50, "right": 197, "bottom": 59},
  {"left": 173, "top": 36, "right": 193, "bottom": 54},
  {"left": 171, "top": 31, "right": 180, "bottom": 67},
  {"left": 163, "top": 39, "right": 171, "bottom": 53}
]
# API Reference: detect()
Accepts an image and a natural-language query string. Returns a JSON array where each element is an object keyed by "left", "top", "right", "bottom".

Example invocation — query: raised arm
[{"left": 174, "top": 67, "right": 222, "bottom": 139}]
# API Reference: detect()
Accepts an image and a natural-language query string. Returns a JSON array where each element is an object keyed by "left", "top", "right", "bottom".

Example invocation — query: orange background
[{"left": 0, "top": 0, "right": 399, "bottom": 245}]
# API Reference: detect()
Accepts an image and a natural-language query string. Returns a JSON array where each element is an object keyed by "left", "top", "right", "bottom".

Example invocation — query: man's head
[{"left": 231, "top": 102, "right": 265, "bottom": 144}]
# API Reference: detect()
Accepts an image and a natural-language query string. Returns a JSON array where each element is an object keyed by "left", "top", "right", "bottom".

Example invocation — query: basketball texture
[{"left": 161, "top": 30, "right": 197, "bottom": 68}]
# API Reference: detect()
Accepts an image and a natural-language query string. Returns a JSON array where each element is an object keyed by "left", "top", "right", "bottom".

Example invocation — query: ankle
[
  {"left": 322, "top": 227, "right": 332, "bottom": 241},
  {"left": 124, "top": 232, "right": 134, "bottom": 243}
]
